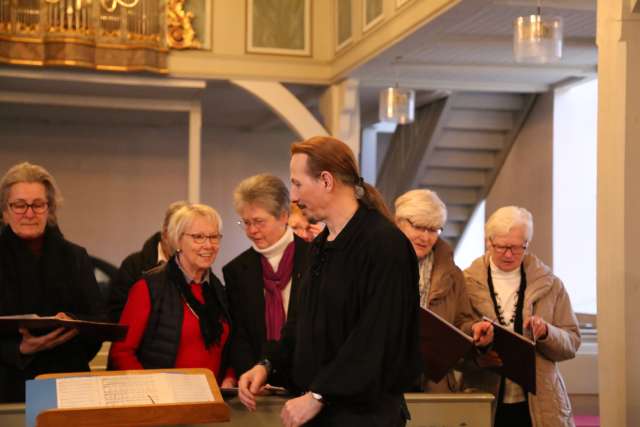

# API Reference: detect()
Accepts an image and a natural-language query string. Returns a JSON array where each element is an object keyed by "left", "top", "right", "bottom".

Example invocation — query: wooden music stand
[{"left": 33, "top": 368, "right": 229, "bottom": 427}]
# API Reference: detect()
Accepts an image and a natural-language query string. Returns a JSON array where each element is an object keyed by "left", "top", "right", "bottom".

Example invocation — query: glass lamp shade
[
  {"left": 379, "top": 87, "right": 415, "bottom": 124},
  {"left": 513, "top": 15, "right": 563, "bottom": 64}
]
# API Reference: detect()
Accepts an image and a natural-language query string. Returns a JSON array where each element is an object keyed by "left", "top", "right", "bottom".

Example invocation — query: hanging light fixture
[
  {"left": 379, "top": 86, "right": 415, "bottom": 124},
  {"left": 513, "top": 2, "right": 563, "bottom": 64},
  {"left": 379, "top": 56, "right": 415, "bottom": 124}
]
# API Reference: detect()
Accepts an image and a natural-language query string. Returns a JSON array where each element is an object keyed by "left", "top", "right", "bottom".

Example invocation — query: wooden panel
[
  {"left": 438, "top": 129, "right": 505, "bottom": 150},
  {"left": 421, "top": 168, "right": 487, "bottom": 187},
  {"left": 427, "top": 149, "right": 495, "bottom": 169},
  {"left": 446, "top": 109, "right": 514, "bottom": 131},
  {"left": 451, "top": 93, "right": 525, "bottom": 111}
]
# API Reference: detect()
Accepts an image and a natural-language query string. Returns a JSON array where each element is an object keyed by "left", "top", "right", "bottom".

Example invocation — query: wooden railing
[{"left": 0, "top": 0, "right": 167, "bottom": 72}]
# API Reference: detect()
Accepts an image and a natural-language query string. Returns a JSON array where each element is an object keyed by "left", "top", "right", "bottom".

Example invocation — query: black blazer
[{"left": 223, "top": 235, "right": 309, "bottom": 377}]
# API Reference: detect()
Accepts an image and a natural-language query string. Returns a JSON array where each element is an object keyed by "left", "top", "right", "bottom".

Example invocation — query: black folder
[
  {"left": 419, "top": 308, "right": 474, "bottom": 383},
  {"left": 483, "top": 316, "right": 536, "bottom": 394},
  {"left": 0, "top": 314, "right": 128, "bottom": 342}
]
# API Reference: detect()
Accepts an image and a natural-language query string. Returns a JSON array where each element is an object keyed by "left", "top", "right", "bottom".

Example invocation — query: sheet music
[{"left": 56, "top": 373, "right": 215, "bottom": 408}]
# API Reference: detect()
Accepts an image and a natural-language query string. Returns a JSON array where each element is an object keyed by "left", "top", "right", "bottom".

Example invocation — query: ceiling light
[{"left": 513, "top": 3, "right": 563, "bottom": 64}]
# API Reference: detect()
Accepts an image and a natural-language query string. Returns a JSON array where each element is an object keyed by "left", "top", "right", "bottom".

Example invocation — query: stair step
[
  {"left": 451, "top": 93, "right": 525, "bottom": 111},
  {"left": 446, "top": 205, "right": 472, "bottom": 222},
  {"left": 438, "top": 130, "right": 505, "bottom": 151},
  {"left": 427, "top": 149, "right": 495, "bottom": 169},
  {"left": 446, "top": 109, "right": 514, "bottom": 131},
  {"left": 429, "top": 187, "right": 480, "bottom": 205},
  {"left": 421, "top": 168, "right": 487, "bottom": 187},
  {"left": 443, "top": 221, "right": 464, "bottom": 237}
]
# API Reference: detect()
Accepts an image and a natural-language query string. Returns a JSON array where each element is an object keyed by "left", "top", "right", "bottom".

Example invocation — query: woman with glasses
[
  {"left": 109, "top": 204, "right": 235, "bottom": 386},
  {"left": 394, "top": 189, "right": 477, "bottom": 392},
  {"left": 464, "top": 206, "right": 580, "bottom": 427},
  {"left": 0, "top": 162, "right": 105, "bottom": 402},
  {"left": 222, "top": 174, "right": 309, "bottom": 381}
]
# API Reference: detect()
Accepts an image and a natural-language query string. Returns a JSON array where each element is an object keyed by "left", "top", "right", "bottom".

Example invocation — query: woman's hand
[
  {"left": 280, "top": 392, "right": 323, "bottom": 427},
  {"left": 19, "top": 312, "right": 78, "bottom": 355},
  {"left": 238, "top": 364, "right": 268, "bottom": 411},
  {"left": 475, "top": 350, "right": 503, "bottom": 368},
  {"left": 525, "top": 315, "right": 548, "bottom": 340},
  {"left": 471, "top": 320, "right": 494, "bottom": 347}
]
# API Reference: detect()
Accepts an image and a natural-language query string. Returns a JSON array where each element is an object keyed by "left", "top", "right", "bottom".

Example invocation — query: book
[
  {"left": 25, "top": 369, "right": 226, "bottom": 427},
  {"left": 419, "top": 308, "right": 474, "bottom": 383},
  {"left": 483, "top": 316, "right": 537, "bottom": 394},
  {"left": 0, "top": 314, "right": 128, "bottom": 342}
]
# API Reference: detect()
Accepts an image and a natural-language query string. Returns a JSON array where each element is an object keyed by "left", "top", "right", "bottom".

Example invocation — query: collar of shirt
[
  {"left": 174, "top": 256, "right": 210, "bottom": 285},
  {"left": 157, "top": 241, "right": 168, "bottom": 263},
  {"left": 315, "top": 203, "right": 370, "bottom": 251}
]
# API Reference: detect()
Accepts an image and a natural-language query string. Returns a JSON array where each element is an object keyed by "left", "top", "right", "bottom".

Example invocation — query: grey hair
[
  {"left": 167, "top": 204, "right": 223, "bottom": 255},
  {"left": 162, "top": 200, "right": 188, "bottom": 232},
  {"left": 485, "top": 206, "right": 534, "bottom": 242},
  {"left": 0, "top": 162, "right": 62, "bottom": 225},
  {"left": 233, "top": 173, "right": 290, "bottom": 218},
  {"left": 394, "top": 189, "right": 447, "bottom": 229}
]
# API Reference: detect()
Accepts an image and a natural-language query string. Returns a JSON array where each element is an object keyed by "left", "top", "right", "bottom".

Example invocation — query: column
[{"left": 596, "top": 1, "right": 640, "bottom": 425}]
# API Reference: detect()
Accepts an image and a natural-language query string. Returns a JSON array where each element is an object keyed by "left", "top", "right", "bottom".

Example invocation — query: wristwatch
[{"left": 310, "top": 391, "right": 324, "bottom": 403}]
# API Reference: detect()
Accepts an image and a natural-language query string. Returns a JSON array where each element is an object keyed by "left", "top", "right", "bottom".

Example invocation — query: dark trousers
[{"left": 495, "top": 400, "right": 532, "bottom": 427}]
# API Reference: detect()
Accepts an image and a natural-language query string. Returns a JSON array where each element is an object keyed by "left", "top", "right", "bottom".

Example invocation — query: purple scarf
[{"left": 260, "top": 241, "right": 295, "bottom": 341}]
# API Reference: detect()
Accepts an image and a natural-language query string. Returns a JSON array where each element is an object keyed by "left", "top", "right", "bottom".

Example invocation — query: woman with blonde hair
[{"left": 109, "top": 204, "right": 234, "bottom": 386}]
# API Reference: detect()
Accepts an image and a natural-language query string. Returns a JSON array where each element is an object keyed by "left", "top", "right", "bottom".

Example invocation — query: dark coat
[
  {"left": 0, "top": 225, "right": 106, "bottom": 403},
  {"left": 108, "top": 232, "right": 162, "bottom": 322},
  {"left": 269, "top": 205, "right": 421, "bottom": 425},
  {"left": 222, "top": 234, "right": 309, "bottom": 377}
]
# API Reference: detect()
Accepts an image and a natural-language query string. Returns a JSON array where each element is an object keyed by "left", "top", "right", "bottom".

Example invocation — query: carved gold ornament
[{"left": 166, "top": 0, "right": 200, "bottom": 49}]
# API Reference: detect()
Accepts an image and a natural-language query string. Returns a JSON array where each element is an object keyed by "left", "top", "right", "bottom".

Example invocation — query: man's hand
[
  {"left": 280, "top": 392, "right": 323, "bottom": 427},
  {"left": 471, "top": 320, "right": 494, "bottom": 347},
  {"left": 524, "top": 315, "right": 548, "bottom": 341},
  {"left": 19, "top": 312, "right": 78, "bottom": 355},
  {"left": 238, "top": 364, "right": 268, "bottom": 411}
]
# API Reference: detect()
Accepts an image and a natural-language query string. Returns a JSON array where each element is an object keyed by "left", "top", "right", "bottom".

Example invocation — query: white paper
[{"left": 56, "top": 373, "right": 215, "bottom": 408}]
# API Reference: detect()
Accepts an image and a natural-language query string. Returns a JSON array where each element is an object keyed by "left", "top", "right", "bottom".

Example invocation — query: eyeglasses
[
  {"left": 404, "top": 218, "right": 442, "bottom": 236},
  {"left": 236, "top": 218, "right": 269, "bottom": 230},
  {"left": 183, "top": 233, "right": 223, "bottom": 244},
  {"left": 8, "top": 200, "right": 48, "bottom": 215},
  {"left": 490, "top": 239, "right": 528, "bottom": 255}
]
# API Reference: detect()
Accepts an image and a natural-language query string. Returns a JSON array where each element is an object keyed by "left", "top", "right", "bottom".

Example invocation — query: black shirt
[{"left": 269, "top": 204, "right": 421, "bottom": 409}]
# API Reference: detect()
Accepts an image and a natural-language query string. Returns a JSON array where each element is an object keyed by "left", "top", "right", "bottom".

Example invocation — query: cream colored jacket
[{"left": 463, "top": 253, "right": 581, "bottom": 427}]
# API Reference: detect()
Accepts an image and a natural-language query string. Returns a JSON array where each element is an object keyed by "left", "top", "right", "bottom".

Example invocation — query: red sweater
[{"left": 109, "top": 279, "right": 231, "bottom": 382}]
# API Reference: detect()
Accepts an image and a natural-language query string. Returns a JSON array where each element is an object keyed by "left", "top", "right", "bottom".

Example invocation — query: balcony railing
[{"left": 0, "top": 0, "right": 168, "bottom": 72}]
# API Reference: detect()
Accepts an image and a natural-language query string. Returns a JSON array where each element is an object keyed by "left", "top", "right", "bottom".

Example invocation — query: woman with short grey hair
[
  {"left": 395, "top": 189, "right": 475, "bottom": 392},
  {"left": 109, "top": 203, "right": 234, "bottom": 387},
  {"left": 0, "top": 162, "right": 105, "bottom": 403},
  {"left": 464, "top": 206, "right": 580, "bottom": 427},
  {"left": 223, "top": 173, "right": 310, "bottom": 379}
]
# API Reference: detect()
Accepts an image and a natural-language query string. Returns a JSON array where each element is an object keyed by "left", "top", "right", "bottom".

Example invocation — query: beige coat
[
  {"left": 463, "top": 253, "right": 581, "bottom": 427},
  {"left": 423, "top": 239, "right": 475, "bottom": 392}
]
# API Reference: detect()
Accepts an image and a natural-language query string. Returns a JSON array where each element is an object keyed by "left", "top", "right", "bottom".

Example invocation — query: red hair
[{"left": 291, "top": 136, "right": 393, "bottom": 222}]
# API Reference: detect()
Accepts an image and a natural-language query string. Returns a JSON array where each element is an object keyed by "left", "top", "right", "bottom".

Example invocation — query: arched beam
[{"left": 231, "top": 80, "right": 328, "bottom": 139}]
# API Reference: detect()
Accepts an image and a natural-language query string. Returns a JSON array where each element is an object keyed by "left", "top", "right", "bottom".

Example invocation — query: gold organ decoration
[
  {"left": 166, "top": 0, "right": 199, "bottom": 49},
  {"left": 0, "top": 0, "right": 168, "bottom": 72}
]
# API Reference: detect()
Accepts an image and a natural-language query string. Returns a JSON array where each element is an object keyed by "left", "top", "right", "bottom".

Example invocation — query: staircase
[{"left": 377, "top": 91, "right": 537, "bottom": 249}]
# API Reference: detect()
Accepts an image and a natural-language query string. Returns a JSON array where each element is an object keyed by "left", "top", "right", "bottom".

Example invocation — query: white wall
[
  {"left": 553, "top": 79, "right": 598, "bottom": 314},
  {"left": 486, "top": 93, "right": 554, "bottom": 267},
  {"left": 0, "top": 119, "right": 297, "bottom": 279}
]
